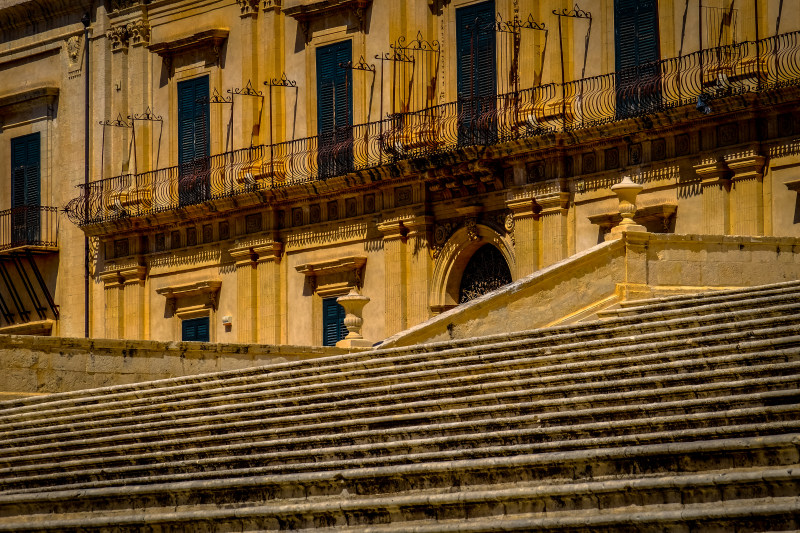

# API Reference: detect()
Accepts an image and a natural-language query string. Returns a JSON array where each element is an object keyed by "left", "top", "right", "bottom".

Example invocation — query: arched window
[{"left": 458, "top": 244, "right": 512, "bottom": 304}]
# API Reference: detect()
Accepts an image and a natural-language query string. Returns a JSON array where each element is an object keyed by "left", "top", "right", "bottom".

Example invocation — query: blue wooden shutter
[
  {"left": 316, "top": 41, "right": 353, "bottom": 178},
  {"left": 615, "top": 0, "right": 660, "bottom": 117},
  {"left": 322, "top": 297, "right": 346, "bottom": 346},
  {"left": 178, "top": 76, "right": 210, "bottom": 165},
  {"left": 316, "top": 40, "right": 352, "bottom": 134},
  {"left": 10, "top": 133, "right": 40, "bottom": 208},
  {"left": 177, "top": 76, "right": 210, "bottom": 205},
  {"left": 456, "top": 1, "right": 496, "bottom": 100},
  {"left": 10, "top": 133, "right": 41, "bottom": 243},
  {"left": 182, "top": 317, "right": 210, "bottom": 342}
]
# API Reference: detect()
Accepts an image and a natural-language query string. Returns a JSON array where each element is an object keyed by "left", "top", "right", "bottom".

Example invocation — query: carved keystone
[
  {"left": 335, "top": 288, "right": 373, "bottom": 349},
  {"left": 608, "top": 175, "right": 647, "bottom": 239}
]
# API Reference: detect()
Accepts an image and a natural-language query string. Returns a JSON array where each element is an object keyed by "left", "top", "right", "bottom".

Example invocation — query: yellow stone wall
[{"left": 2, "top": 0, "right": 800, "bottom": 347}]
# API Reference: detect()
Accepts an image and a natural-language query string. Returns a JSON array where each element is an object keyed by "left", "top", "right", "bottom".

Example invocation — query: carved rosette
[{"left": 106, "top": 25, "right": 130, "bottom": 52}]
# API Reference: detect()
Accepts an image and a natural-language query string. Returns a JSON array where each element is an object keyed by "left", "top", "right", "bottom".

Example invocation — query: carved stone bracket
[
  {"left": 295, "top": 256, "right": 367, "bottom": 297},
  {"left": 156, "top": 279, "right": 222, "bottom": 316}
]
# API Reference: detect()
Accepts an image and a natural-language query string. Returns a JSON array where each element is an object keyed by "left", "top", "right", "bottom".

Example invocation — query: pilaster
[
  {"left": 254, "top": 241, "right": 283, "bottom": 345},
  {"left": 506, "top": 197, "right": 539, "bottom": 277},
  {"left": 535, "top": 191, "right": 570, "bottom": 268},
  {"left": 695, "top": 160, "right": 731, "bottom": 235},
  {"left": 404, "top": 216, "right": 434, "bottom": 328},
  {"left": 230, "top": 247, "right": 258, "bottom": 343},
  {"left": 120, "top": 266, "right": 146, "bottom": 340},
  {"left": 728, "top": 155, "right": 766, "bottom": 236},
  {"left": 377, "top": 220, "right": 408, "bottom": 336},
  {"left": 99, "top": 271, "right": 124, "bottom": 339}
]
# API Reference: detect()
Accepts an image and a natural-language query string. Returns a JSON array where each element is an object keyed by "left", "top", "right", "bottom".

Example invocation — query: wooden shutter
[
  {"left": 177, "top": 76, "right": 210, "bottom": 166},
  {"left": 10, "top": 132, "right": 40, "bottom": 208},
  {"left": 614, "top": 0, "right": 659, "bottom": 71},
  {"left": 322, "top": 297, "right": 346, "bottom": 346},
  {"left": 182, "top": 317, "right": 210, "bottom": 342},
  {"left": 456, "top": 1, "right": 496, "bottom": 100},
  {"left": 316, "top": 40, "right": 352, "bottom": 134}
]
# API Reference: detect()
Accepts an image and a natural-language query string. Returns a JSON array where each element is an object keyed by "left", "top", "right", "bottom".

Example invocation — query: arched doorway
[{"left": 458, "top": 244, "right": 512, "bottom": 303}]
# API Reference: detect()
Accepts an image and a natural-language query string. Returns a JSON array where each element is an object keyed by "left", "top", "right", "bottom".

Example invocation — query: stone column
[
  {"left": 404, "top": 216, "right": 433, "bottom": 328},
  {"left": 254, "top": 241, "right": 283, "bottom": 345},
  {"left": 99, "top": 271, "right": 123, "bottom": 339},
  {"left": 230, "top": 247, "right": 257, "bottom": 343},
  {"left": 378, "top": 220, "right": 407, "bottom": 336},
  {"left": 695, "top": 160, "right": 731, "bottom": 235},
  {"left": 535, "top": 191, "right": 570, "bottom": 268},
  {"left": 121, "top": 266, "right": 146, "bottom": 340},
  {"left": 728, "top": 155, "right": 766, "bottom": 236},
  {"left": 506, "top": 197, "right": 539, "bottom": 277},
  {"left": 620, "top": 231, "right": 652, "bottom": 301}
]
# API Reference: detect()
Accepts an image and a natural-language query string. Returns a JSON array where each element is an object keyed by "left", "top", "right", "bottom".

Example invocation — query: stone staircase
[{"left": 0, "top": 280, "right": 799, "bottom": 531}]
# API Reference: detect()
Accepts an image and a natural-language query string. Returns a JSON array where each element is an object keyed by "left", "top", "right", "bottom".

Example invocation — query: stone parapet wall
[
  {"left": 380, "top": 233, "right": 800, "bottom": 348},
  {"left": 0, "top": 337, "right": 343, "bottom": 397}
]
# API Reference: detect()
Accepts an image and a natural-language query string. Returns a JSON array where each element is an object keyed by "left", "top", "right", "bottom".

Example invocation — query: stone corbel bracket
[
  {"left": 148, "top": 28, "right": 229, "bottom": 68},
  {"left": 156, "top": 279, "right": 222, "bottom": 317},
  {"left": 295, "top": 256, "right": 367, "bottom": 297}
]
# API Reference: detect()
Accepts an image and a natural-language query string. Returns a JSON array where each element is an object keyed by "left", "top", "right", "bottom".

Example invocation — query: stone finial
[
  {"left": 608, "top": 175, "right": 647, "bottom": 238},
  {"left": 335, "top": 288, "right": 373, "bottom": 349}
]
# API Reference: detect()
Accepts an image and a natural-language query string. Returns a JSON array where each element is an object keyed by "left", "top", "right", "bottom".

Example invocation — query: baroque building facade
[{"left": 1, "top": 0, "right": 800, "bottom": 345}]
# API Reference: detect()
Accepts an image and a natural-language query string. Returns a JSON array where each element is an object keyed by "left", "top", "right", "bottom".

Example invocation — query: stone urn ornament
[
  {"left": 608, "top": 175, "right": 647, "bottom": 238},
  {"left": 335, "top": 288, "right": 373, "bottom": 349}
]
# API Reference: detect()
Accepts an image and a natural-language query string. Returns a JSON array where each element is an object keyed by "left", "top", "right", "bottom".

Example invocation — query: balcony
[
  {"left": 0, "top": 205, "right": 59, "bottom": 254},
  {"left": 66, "top": 30, "right": 800, "bottom": 227}
]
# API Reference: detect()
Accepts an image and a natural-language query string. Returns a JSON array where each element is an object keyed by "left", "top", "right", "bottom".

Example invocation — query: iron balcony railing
[
  {"left": 0, "top": 206, "right": 59, "bottom": 251},
  {"left": 66, "top": 30, "right": 800, "bottom": 226}
]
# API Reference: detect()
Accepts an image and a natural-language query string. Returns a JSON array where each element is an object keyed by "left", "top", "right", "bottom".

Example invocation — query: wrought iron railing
[
  {"left": 66, "top": 30, "right": 800, "bottom": 226},
  {"left": 0, "top": 206, "right": 59, "bottom": 251}
]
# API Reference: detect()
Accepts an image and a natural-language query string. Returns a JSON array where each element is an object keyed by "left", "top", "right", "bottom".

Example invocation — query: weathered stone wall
[
  {"left": 381, "top": 233, "right": 800, "bottom": 348},
  {"left": 0, "top": 336, "right": 343, "bottom": 397}
]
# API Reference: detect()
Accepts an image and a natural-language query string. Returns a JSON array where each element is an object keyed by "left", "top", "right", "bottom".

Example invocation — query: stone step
[
  {"left": 1, "top": 433, "right": 797, "bottom": 510},
  {"left": 600, "top": 281, "right": 800, "bottom": 318},
  {"left": 2, "top": 394, "right": 797, "bottom": 491},
  {"left": 1, "top": 331, "right": 797, "bottom": 449},
  {"left": 614, "top": 279, "right": 800, "bottom": 310},
  {"left": 3, "top": 295, "right": 798, "bottom": 423},
  {"left": 2, "top": 370, "right": 797, "bottom": 467},
  {"left": 2, "top": 315, "right": 797, "bottom": 437},
  {"left": 0, "top": 467, "right": 797, "bottom": 531}
]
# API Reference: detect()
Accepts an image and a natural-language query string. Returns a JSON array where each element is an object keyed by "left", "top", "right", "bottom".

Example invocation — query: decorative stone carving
[
  {"left": 236, "top": 0, "right": 260, "bottom": 16},
  {"left": 106, "top": 25, "right": 129, "bottom": 52},
  {"left": 465, "top": 217, "right": 479, "bottom": 241},
  {"left": 335, "top": 288, "right": 373, "bottom": 349},
  {"left": 608, "top": 175, "right": 647, "bottom": 238},
  {"left": 66, "top": 35, "right": 81, "bottom": 66},
  {"left": 127, "top": 20, "right": 150, "bottom": 46}
]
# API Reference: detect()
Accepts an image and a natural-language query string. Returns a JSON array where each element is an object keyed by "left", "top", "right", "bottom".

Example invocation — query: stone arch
[{"left": 430, "top": 224, "right": 516, "bottom": 313}]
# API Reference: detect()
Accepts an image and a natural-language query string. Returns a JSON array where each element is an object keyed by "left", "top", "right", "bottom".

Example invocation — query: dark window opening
[{"left": 458, "top": 244, "right": 512, "bottom": 304}]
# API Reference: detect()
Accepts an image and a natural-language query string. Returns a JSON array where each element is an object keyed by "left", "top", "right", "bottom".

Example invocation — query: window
[
  {"left": 456, "top": 0, "right": 496, "bottom": 145},
  {"left": 316, "top": 40, "right": 353, "bottom": 178},
  {"left": 10, "top": 132, "right": 41, "bottom": 244},
  {"left": 177, "top": 75, "right": 210, "bottom": 205},
  {"left": 614, "top": 0, "right": 660, "bottom": 118},
  {"left": 322, "top": 297, "right": 346, "bottom": 346},
  {"left": 182, "top": 316, "right": 210, "bottom": 342}
]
